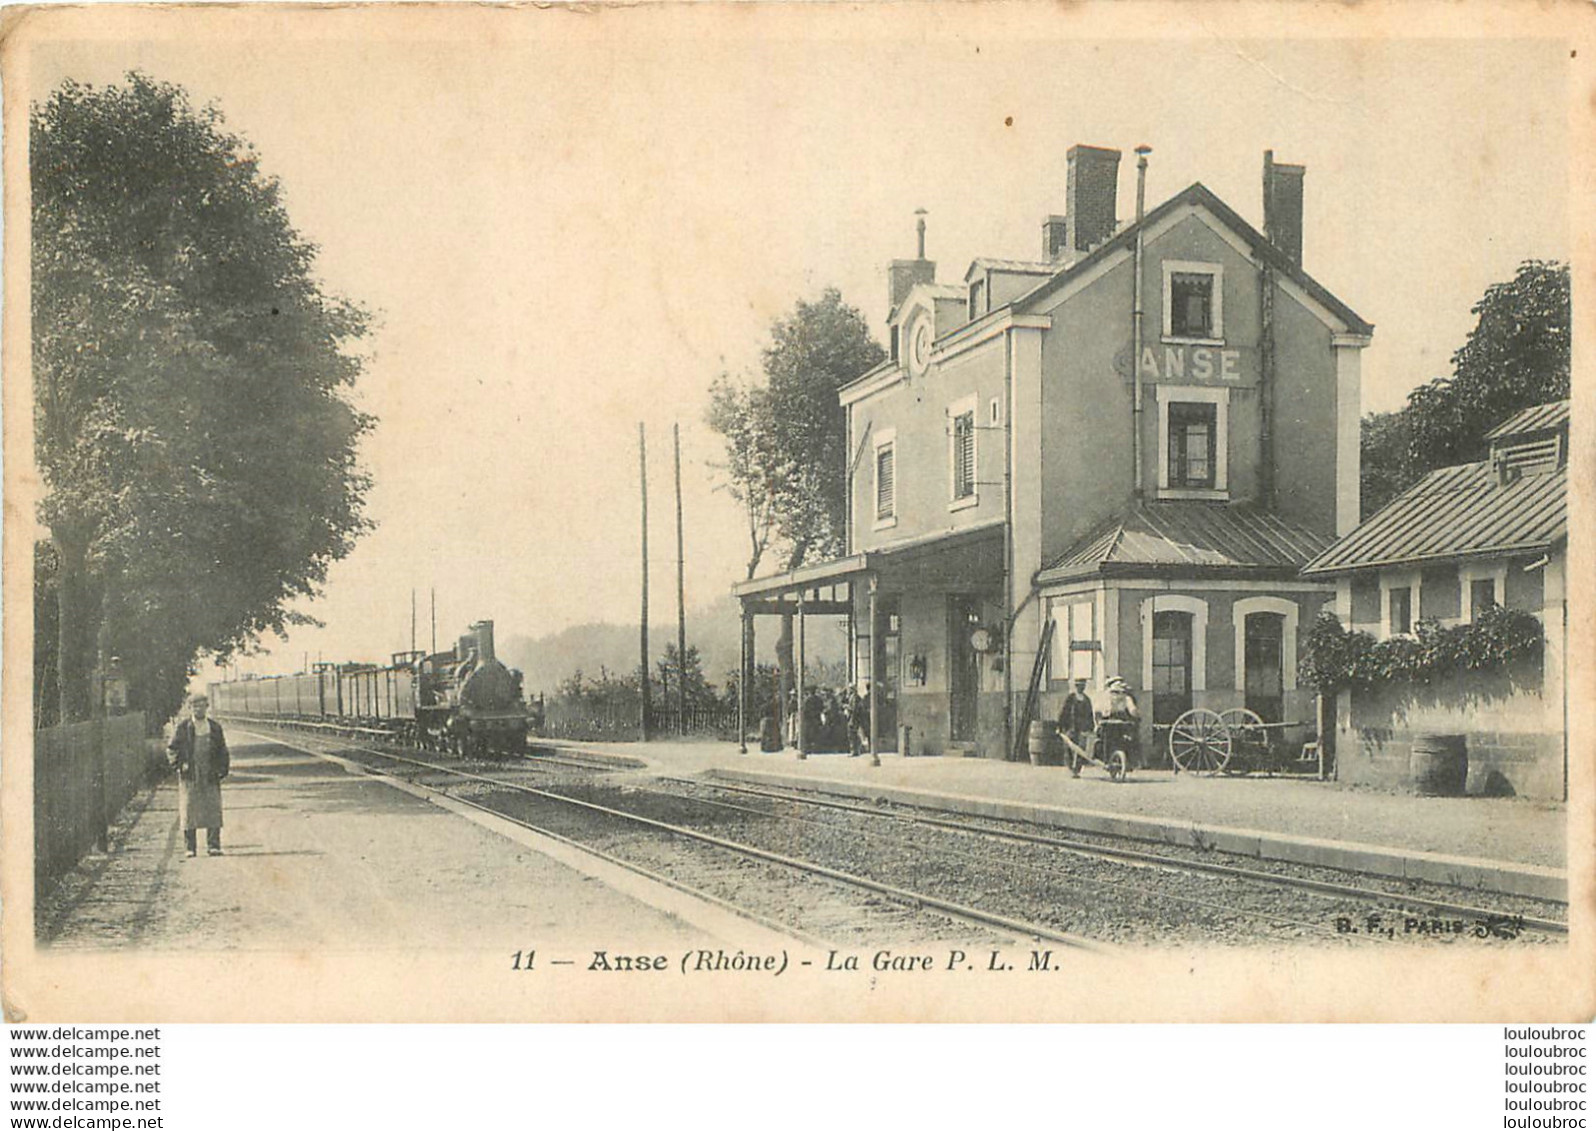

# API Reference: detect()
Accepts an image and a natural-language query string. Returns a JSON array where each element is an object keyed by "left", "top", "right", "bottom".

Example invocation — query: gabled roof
[
  {"left": 963, "top": 257, "right": 1057, "bottom": 281},
  {"left": 1013, "top": 183, "right": 1374, "bottom": 337},
  {"left": 1485, "top": 399, "right": 1569, "bottom": 441},
  {"left": 1041, "top": 501, "right": 1334, "bottom": 583},
  {"left": 1301, "top": 460, "right": 1567, "bottom": 576}
]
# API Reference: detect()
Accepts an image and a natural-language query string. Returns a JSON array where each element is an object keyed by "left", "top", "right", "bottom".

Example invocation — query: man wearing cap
[
  {"left": 168, "top": 695, "right": 230, "bottom": 858},
  {"left": 1057, "top": 678, "right": 1095, "bottom": 773}
]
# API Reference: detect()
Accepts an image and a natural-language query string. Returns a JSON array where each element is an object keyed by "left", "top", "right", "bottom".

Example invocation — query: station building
[
  {"left": 1301, "top": 401, "right": 1569, "bottom": 799},
  {"left": 736, "top": 146, "right": 1373, "bottom": 760}
]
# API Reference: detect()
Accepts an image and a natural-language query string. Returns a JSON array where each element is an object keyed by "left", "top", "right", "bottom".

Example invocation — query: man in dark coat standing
[
  {"left": 168, "top": 695, "right": 229, "bottom": 858},
  {"left": 1057, "top": 678, "right": 1096, "bottom": 775}
]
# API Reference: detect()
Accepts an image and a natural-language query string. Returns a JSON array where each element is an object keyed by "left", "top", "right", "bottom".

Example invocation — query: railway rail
[
  {"left": 649, "top": 775, "right": 1568, "bottom": 938},
  {"left": 235, "top": 721, "right": 1564, "bottom": 947},
  {"left": 244, "top": 724, "right": 1102, "bottom": 952}
]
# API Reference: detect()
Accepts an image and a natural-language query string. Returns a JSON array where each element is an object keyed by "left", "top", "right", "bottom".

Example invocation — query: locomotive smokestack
[{"left": 475, "top": 620, "right": 496, "bottom": 662}]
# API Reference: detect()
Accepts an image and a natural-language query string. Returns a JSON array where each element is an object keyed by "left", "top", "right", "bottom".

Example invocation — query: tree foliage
[
  {"left": 1360, "top": 260, "right": 1568, "bottom": 516},
  {"left": 706, "top": 288, "right": 886, "bottom": 576},
  {"left": 705, "top": 288, "right": 885, "bottom": 732},
  {"left": 32, "top": 74, "right": 374, "bottom": 725}
]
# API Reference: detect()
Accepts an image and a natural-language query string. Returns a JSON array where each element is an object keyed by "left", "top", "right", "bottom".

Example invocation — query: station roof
[
  {"left": 1484, "top": 399, "right": 1569, "bottom": 441},
  {"left": 964, "top": 257, "right": 1057, "bottom": 280},
  {"left": 1040, "top": 501, "right": 1334, "bottom": 583},
  {"left": 1013, "top": 183, "right": 1374, "bottom": 337},
  {"left": 1301, "top": 459, "right": 1567, "bottom": 576}
]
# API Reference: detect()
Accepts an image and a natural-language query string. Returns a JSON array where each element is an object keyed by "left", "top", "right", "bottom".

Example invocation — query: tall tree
[
  {"left": 706, "top": 288, "right": 886, "bottom": 733},
  {"left": 32, "top": 74, "right": 374, "bottom": 725},
  {"left": 1359, "top": 259, "right": 1569, "bottom": 517}
]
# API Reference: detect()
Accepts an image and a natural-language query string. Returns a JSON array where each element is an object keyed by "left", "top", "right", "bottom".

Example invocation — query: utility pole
[
  {"left": 430, "top": 587, "right": 437, "bottom": 655},
  {"left": 639, "top": 423, "right": 652, "bottom": 742},
  {"left": 674, "top": 423, "right": 687, "bottom": 736},
  {"left": 411, "top": 588, "right": 417, "bottom": 654}
]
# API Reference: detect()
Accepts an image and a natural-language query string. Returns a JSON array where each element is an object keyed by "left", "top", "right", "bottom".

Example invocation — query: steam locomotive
[{"left": 208, "top": 620, "right": 540, "bottom": 756}]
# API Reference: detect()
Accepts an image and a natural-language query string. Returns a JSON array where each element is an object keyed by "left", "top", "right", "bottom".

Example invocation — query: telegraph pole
[
  {"left": 639, "top": 423, "right": 652, "bottom": 742},
  {"left": 430, "top": 587, "right": 437, "bottom": 655},
  {"left": 674, "top": 423, "right": 687, "bottom": 736}
]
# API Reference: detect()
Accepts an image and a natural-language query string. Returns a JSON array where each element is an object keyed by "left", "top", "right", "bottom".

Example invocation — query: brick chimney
[
  {"left": 889, "top": 208, "right": 936, "bottom": 311},
  {"left": 1042, "top": 214, "right": 1069, "bottom": 259},
  {"left": 1065, "top": 145, "right": 1121, "bottom": 254},
  {"left": 1263, "top": 150, "right": 1305, "bottom": 268}
]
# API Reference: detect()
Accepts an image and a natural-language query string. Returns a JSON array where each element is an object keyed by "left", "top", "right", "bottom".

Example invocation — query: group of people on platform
[
  {"left": 762, "top": 682, "right": 872, "bottom": 756},
  {"left": 755, "top": 673, "right": 1142, "bottom": 761}
]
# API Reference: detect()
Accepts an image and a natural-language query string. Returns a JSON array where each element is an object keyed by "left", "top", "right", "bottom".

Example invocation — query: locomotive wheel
[
  {"left": 1218, "top": 708, "right": 1268, "bottom": 771},
  {"left": 1168, "top": 708, "right": 1232, "bottom": 774},
  {"left": 1108, "top": 747, "right": 1129, "bottom": 782}
]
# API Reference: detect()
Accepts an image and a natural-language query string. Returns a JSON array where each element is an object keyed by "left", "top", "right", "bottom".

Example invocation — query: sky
[{"left": 18, "top": 8, "right": 1573, "bottom": 678}]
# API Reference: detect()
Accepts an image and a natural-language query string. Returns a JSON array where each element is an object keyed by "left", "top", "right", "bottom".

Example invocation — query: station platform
[
  {"left": 38, "top": 735, "right": 717, "bottom": 952},
  {"left": 537, "top": 737, "right": 1569, "bottom": 902}
]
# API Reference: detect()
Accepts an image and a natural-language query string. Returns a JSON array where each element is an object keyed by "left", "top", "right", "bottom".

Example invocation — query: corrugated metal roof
[
  {"left": 1484, "top": 399, "right": 1569, "bottom": 441},
  {"left": 1302, "top": 460, "right": 1567, "bottom": 575},
  {"left": 970, "top": 257, "right": 1057, "bottom": 275},
  {"left": 1043, "top": 502, "right": 1334, "bottom": 580}
]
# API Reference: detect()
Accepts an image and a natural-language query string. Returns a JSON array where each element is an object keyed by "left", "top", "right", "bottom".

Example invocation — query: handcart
[
  {"left": 1057, "top": 717, "right": 1138, "bottom": 782},
  {"left": 1166, "top": 708, "right": 1309, "bottom": 775}
]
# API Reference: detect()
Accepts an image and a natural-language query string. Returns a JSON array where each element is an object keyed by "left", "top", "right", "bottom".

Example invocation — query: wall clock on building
[
  {"left": 906, "top": 308, "right": 933, "bottom": 377},
  {"left": 970, "top": 626, "right": 996, "bottom": 653}
]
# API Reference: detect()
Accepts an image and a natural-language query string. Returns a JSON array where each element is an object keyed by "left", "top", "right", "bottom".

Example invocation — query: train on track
[{"left": 208, "top": 619, "right": 542, "bottom": 756}]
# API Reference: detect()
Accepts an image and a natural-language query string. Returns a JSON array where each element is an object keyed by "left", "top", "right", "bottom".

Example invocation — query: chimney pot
[
  {"left": 1042, "top": 214, "right": 1069, "bottom": 260},
  {"left": 1065, "top": 144, "right": 1122, "bottom": 254},
  {"left": 888, "top": 211, "right": 936, "bottom": 311},
  {"left": 1263, "top": 151, "right": 1306, "bottom": 268}
]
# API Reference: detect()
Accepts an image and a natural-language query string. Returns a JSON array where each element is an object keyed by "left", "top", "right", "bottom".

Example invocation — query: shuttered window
[
  {"left": 875, "top": 444, "right": 895, "bottom": 520},
  {"left": 952, "top": 411, "right": 975, "bottom": 500}
]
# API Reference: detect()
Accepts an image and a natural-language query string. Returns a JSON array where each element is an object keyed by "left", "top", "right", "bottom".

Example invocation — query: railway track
[
  {"left": 252, "top": 725, "right": 1104, "bottom": 952},
  {"left": 648, "top": 775, "right": 1569, "bottom": 939},
  {"left": 241, "top": 723, "right": 1564, "bottom": 947}
]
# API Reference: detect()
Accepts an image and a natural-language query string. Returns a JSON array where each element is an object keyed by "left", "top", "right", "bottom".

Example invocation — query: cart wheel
[
  {"left": 1168, "top": 708, "right": 1232, "bottom": 774},
  {"left": 1108, "top": 747, "right": 1129, "bottom": 782},
  {"left": 1218, "top": 708, "right": 1267, "bottom": 772}
]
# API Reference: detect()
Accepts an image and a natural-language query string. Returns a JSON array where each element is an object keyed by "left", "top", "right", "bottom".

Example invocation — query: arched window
[
  {"left": 1140, "top": 595, "right": 1208, "bottom": 726},
  {"left": 1232, "top": 596, "right": 1300, "bottom": 720},
  {"left": 1151, "top": 611, "right": 1194, "bottom": 725}
]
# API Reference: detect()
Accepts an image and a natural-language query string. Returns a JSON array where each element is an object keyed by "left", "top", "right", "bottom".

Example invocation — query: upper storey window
[
  {"left": 873, "top": 429, "right": 897, "bottom": 529},
  {"left": 1167, "top": 403, "right": 1217, "bottom": 488},
  {"left": 1156, "top": 386, "right": 1228, "bottom": 498},
  {"left": 1162, "top": 260, "right": 1224, "bottom": 345}
]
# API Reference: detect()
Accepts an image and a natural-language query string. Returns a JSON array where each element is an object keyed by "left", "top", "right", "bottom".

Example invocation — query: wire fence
[
  {"left": 541, "top": 700, "right": 741, "bottom": 743},
  {"left": 34, "top": 714, "right": 159, "bottom": 898}
]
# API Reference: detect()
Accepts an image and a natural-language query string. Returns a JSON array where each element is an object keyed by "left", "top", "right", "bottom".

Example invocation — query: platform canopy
[{"left": 731, "top": 520, "right": 1005, "bottom": 614}]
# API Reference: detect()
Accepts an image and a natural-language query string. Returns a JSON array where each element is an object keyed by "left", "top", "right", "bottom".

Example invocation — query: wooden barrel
[
  {"left": 1410, "top": 733, "right": 1467, "bottom": 796},
  {"left": 1028, "top": 720, "right": 1057, "bottom": 766}
]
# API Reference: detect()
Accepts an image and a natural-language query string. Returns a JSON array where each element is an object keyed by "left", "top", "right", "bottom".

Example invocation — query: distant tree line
[{"left": 32, "top": 74, "right": 374, "bottom": 729}]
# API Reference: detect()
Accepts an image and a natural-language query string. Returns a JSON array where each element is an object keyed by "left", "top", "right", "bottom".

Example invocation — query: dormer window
[
  {"left": 1491, "top": 432, "right": 1564, "bottom": 483},
  {"left": 968, "top": 279, "right": 985, "bottom": 320},
  {"left": 1162, "top": 260, "right": 1224, "bottom": 344}
]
